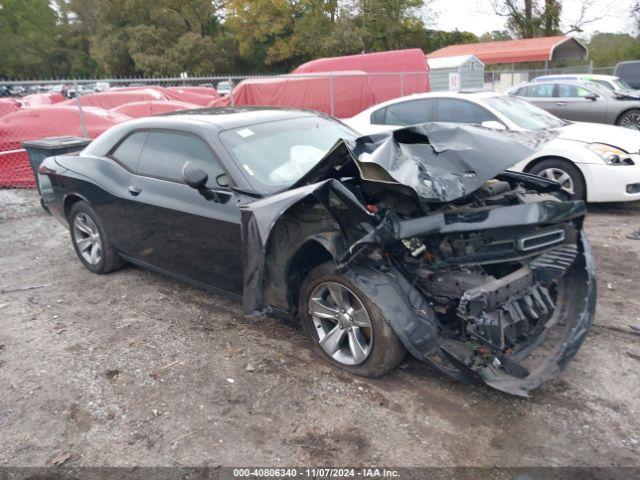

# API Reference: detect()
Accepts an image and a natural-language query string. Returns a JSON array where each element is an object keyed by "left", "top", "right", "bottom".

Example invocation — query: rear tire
[
  {"left": 68, "top": 201, "right": 125, "bottom": 274},
  {"left": 299, "top": 262, "right": 406, "bottom": 378},
  {"left": 528, "top": 158, "right": 586, "bottom": 201}
]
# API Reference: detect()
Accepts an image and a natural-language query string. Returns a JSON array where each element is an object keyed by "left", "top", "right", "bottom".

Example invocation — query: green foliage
[
  {"left": 588, "top": 33, "right": 640, "bottom": 68},
  {"left": 3, "top": 0, "right": 634, "bottom": 79},
  {"left": 0, "top": 0, "right": 59, "bottom": 78}
]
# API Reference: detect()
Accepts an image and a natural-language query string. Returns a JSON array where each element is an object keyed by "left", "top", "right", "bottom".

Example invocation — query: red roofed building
[{"left": 428, "top": 36, "right": 587, "bottom": 66}]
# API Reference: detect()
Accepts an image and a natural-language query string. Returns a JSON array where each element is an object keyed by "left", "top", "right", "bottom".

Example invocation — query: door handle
[
  {"left": 555, "top": 101, "right": 568, "bottom": 107},
  {"left": 128, "top": 186, "right": 142, "bottom": 196}
]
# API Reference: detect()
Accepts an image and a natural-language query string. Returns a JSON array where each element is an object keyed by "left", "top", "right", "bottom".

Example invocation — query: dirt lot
[{"left": 1, "top": 188, "right": 640, "bottom": 468}]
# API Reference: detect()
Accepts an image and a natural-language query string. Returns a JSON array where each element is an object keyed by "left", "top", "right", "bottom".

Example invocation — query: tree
[
  {"left": 588, "top": 32, "right": 640, "bottom": 67},
  {"left": 0, "top": 0, "right": 60, "bottom": 78},
  {"left": 479, "top": 30, "right": 513, "bottom": 42}
]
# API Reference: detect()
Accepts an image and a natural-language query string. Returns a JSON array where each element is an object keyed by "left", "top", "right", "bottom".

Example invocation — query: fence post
[
  {"left": 75, "top": 81, "right": 88, "bottom": 138},
  {"left": 329, "top": 75, "right": 334, "bottom": 117},
  {"left": 229, "top": 77, "right": 234, "bottom": 107},
  {"left": 400, "top": 72, "right": 404, "bottom": 97}
]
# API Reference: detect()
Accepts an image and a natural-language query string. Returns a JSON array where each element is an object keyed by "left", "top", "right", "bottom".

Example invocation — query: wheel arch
[
  {"left": 63, "top": 193, "right": 90, "bottom": 221},
  {"left": 285, "top": 237, "right": 339, "bottom": 317},
  {"left": 615, "top": 108, "right": 640, "bottom": 126},
  {"left": 522, "top": 155, "right": 588, "bottom": 198}
]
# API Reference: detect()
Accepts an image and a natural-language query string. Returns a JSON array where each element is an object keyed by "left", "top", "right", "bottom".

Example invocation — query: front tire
[
  {"left": 299, "top": 262, "right": 405, "bottom": 377},
  {"left": 528, "top": 158, "right": 586, "bottom": 201},
  {"left": 617, "top": 109, "right": 640, "bottom": 130},
  {"left": 68, "top": 201, "right": 125, "bottom": 274}
]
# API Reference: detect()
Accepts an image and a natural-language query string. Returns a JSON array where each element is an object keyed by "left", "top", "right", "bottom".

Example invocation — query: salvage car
[
  {"left": 37, "top": 108, "right": 596, "bottom": 397},
  {"left": 345, "top": 91, "right": 640, "bottom": 202}
]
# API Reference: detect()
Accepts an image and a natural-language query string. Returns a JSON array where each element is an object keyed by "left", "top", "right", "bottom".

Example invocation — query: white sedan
[{"left": 344, "top": 91, "right": 640, "bottom": 202}]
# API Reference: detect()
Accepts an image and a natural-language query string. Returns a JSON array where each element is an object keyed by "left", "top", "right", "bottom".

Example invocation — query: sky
[{"left": 429, "top": 0, "right": 638, "bottom": 37}]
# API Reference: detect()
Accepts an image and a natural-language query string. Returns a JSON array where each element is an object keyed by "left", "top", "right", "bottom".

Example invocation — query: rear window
[{"left": 371, "top": 99, "right": 433, "bottom": 126}]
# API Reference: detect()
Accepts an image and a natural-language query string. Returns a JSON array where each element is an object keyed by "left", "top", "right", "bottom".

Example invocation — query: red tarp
[
  {"left": 208, "top": 71, "right": 377, "bottom": 118},
  {"left": 0, "top": 99, "right": 20, "bottom": 118},
  {"left": 427, "top": 36, "right": 587, "bottom": 65},
  {"left": 21, "top": 92, "right": 66, "bottom": 107},
  {"left": 111, "top": 100, "right": 199, "bottom": 118},
  {"left": 0, "top": 106, "right": 130, "bottom": 188},
  {"left": 293, "top": 48, "right": 430, "bottom": 103},
  {"left": 63, "top": 88, "right": 171, "bottom": 109},
  {"left": 165, "top": 86, "right": 219, "bottom": 105}
]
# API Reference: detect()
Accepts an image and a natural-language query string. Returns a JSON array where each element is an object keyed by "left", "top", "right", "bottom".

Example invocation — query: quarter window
[
  {"left": 111, "top": 131, "right": 148, "bottom": 171},
  {"left": 371, "top": 99, "right": 433, "bottom": 126},
  {"left": 137, "top": 131, "right": 225, "bottom": 185},
  {"left": 433, "top": 98, "right": 497, "bottom": 124}
]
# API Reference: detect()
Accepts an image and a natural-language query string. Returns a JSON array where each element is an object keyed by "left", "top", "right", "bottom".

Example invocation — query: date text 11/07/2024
[{"left": 232, "top": 468, "right": 400, "bottom": 478}]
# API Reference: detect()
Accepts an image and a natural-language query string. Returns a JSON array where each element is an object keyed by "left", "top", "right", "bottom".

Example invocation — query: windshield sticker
[{"left": 237, "top": 128, "right": 255, "bottom": 138}]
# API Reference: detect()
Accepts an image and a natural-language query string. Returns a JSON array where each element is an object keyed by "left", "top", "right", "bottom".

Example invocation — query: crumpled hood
[
  {"left": 554, "top": 122, "right": 640, "bottom": 153},
  {"left": 292, "top": 122, "right": 555, "bottom": 203}
]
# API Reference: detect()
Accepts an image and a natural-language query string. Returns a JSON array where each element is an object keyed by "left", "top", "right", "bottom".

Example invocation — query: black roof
[{"left": 162, "top": 106, "right": 324, "bottom": 130}]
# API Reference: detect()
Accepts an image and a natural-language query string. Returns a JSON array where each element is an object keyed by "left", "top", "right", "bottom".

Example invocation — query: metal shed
[{"left": 427, "top": 55, "right": 485, "bottom": 91}]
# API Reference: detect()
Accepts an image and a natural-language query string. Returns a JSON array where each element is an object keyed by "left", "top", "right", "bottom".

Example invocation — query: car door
[
  {"left": 553, "top": 83, "right": 606, "bottom": 123},
  {"left": 123, "top": 130, "right": 243, "bottom": 294}
]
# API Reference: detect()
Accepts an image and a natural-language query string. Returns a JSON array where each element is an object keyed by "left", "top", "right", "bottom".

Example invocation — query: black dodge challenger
[{"left": 38, "top": 107, "right": 596, "bottom": 396}]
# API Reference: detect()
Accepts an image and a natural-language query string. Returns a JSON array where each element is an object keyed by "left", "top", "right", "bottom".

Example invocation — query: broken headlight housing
[{"left": 587, "top": 143, "right": 635, "bottom": 165}]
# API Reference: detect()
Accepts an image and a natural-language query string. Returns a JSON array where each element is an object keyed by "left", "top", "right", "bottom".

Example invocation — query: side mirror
[
  {"left": 481, "top": 120, "right": 507, "bottom": 130},
  {"left": 182, "top": 161, "right": 208, "bottom": 189},
  {"left": 216, "top": 173, "right": 230, "bottom": 187},
  {"left": 585, "top": 93, "right": 598, "bottom": 101}
]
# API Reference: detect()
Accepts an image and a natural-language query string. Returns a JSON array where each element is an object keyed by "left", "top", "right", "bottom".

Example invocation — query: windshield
[
  {"left": 485, "top": 95, "right": 566, "bottom": 130},
  {"left": 611, "top": 78, "right": 632, "bottom": 91},
  {"left": 219, "top": 116, "right": 358, "bottom": 192}
]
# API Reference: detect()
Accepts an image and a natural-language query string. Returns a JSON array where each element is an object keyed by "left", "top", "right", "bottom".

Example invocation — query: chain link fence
[
  {"left": 0, "top": 72, "right": 432, "bottom": 188},
  {"left": 0, "top": 66, "right": 618, "bottom": 188},
  {"left": 484, "top": 65, "right": 617, "bottom": 92}
]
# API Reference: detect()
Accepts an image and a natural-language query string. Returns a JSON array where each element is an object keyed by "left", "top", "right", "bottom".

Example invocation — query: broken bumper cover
[{"left": 431, "top": 233, "right": 597, "bottom": 397}]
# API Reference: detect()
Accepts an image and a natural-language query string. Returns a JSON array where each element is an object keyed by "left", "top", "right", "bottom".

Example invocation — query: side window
[
  {"left": 556, "top": 84, "right": 591, "bottom": 98},
  {"left": 137, "top": 131, "right": 225, "bottom": 186},
  {"left": 111, "top": 131, "right": 148, "bottom": 171},
  {"left": 371, "top": 99, "right": 433, "bottom": 126},
  {"left": 525, "top": 84, "right": 554, "bottom": 97},
  {"left": 433, "top": 98, "right": 497, "bottom": 124}
]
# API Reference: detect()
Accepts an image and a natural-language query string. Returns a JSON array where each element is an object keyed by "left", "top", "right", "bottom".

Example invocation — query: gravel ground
[{"left": 1, "top": 189, "right": 640, "bottom": 468}]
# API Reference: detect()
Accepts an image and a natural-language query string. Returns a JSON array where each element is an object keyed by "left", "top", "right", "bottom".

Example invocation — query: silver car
[
  {"left": 532, "top": 74, "right": 640, "bottom": 96},
  {"left": 507, "top": 80, "right": 640, "bottom": 130}
]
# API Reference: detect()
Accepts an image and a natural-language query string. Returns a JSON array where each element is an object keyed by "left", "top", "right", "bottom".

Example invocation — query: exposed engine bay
[
  {"left": 382, "top": 179, "right": 586, "bottom": 386},
  {"left": 240, "top": 123, "right": 597, "bottom": 397}
]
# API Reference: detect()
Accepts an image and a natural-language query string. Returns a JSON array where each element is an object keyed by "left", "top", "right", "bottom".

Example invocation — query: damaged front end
[{"left": 240, "top": 123, "right": 596, "bottom": 397}]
